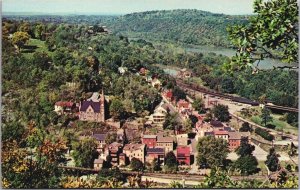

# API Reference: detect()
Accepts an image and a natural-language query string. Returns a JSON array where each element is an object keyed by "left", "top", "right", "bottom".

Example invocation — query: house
[
  {"left": 151, "top": 78, "right": 161, "bottom": 89},
  {"left": 94, "top": 158, "right": 104, "bottom": 170},
  {"left": 195, "top": 122, "right": 214, "bottom": 139},
  {"left": 139, "top": 68, "right": 147, "bottom": 76},
  {"left": 177, "top": 134, "right": 189, "bottom": 146},
  {"left": 79, "top": 91, "right": 105, "bottom": 123},
  {"left": 92, "top": 133, "right": 106, "bottom": 152},
  {"left": 123, "top": 144, "right": 145, "bottom": 164},
  {"left": 156, "top": 136, "right": 174, "bottom": 154},
  {"left": 177, "top": 99, "right": 190, "bottom": 110},
  {"left": 176, "top": 146, "right": 191, "bottom": 165},
  {"left": 228, "top": 131, "right": 251, "bottom": 151},
  {"left": 108, "top": 142, "right": 123, "bottom": 166},
  {"left": 146, "top": 147, "right": 165, "bottom": 164},
  {"left": 118, "top": 67, "right": 127, "bottom": 75},
  {"left": 178, "top": 68, "right": 192, "bottom": 78},
  {"left": 210, "top": 120, "right": 224, "bottom": 128},
  {"left": 54, "top": 101, "right": 75, "bottom": 115},
  {"left": 142, "top": 135, "right": 157, "bottom": 148},
  {"left": 154, "top": 102, "right": 169, "bottom": 115},
  {"left": 163, "top": 90, "right": 173, "bottom": 102},
  {"left": 214, "top": 129, "right": 229, "bottom": 141}
]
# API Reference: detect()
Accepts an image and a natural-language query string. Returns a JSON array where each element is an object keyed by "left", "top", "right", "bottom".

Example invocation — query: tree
[
  {"left": 192, "top": 98, "right": 205, "bottom": 113},
  {"left": 151, "top": 158, "right": 161, "bottom": 171},
  {"left": 225, "top": 0, "right": 298, "bottom": 72},
  {"left": 11, "top": 31, "right": 30, "bottom": 52},
  {"left": 236, "top": 138, "right": 255, "bottom": 156},
  {"left": 109, "top": 98, "right": 125, "bottom": 120},
  {"left": 212, "top": 104, "right": 230, "bottom": 122},
  {"left": 260, "top": 107, "right": 273, "bottom": 127},
  {"left": 163, "top": 113, "right": 179, "bottom": 130},
  {"left": 265, "top": 148, "right": 280, "bottom": 172},
  {"left": 164, "top": 151, "right": 178, "bottom": 172},
  {"left": 196, "top": 136, "right": 229, "bottom": 168},
  {"left": 235, "top": 138, "right": 258, "bottom": 175},
  {"left": 183, "top": 118, "right": 193, "bottom": 133},
  {"left": 130, "top": 158, "right": 144, "bottom": 171},
  {"left": 235, "top": 155, "right": 259, "bottom": 175},
  {"left": 71, "top": 138, "right": 99, "bottom": 168},
  {"left": 239, "top": 122, "right": 252, "bottom": 132},
  {"left": 105, "top": 132, "right": 117, "bottom": 144}
]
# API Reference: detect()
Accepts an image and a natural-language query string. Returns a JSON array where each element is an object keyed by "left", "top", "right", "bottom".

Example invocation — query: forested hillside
[{"left": 105, "top": 9, "right": 248, "bottom": 47}]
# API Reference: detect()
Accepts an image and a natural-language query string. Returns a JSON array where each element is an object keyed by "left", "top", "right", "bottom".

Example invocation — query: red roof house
[{"left": 176, "top": 146, "right": 191, "bottom": 165}]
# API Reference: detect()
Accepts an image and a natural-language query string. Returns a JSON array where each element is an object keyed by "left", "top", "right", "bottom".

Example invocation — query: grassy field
[
  {"left": 22, "top": 38, "right": 52, "bottom": 58},
  {"left": 240, "top": 107, "right": 298, "bottom": 135}
]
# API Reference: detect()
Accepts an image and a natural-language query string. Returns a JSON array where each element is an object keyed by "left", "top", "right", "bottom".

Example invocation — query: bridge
[
  {"left": 265, "top": 104, "right": 298, "bottom": 113},
  {"left": 176, "top": 79, "right": 298, "bottom": 112}
]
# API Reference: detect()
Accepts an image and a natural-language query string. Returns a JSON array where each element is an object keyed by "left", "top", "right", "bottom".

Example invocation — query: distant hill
[{"left": 105, "top": 9, "right": 249, "bottom": 47}]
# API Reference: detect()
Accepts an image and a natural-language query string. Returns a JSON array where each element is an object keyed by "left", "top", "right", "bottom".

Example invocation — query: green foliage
[
  {"left": 130, "top": 158, "right": 144, "bottom": 171},
  {"left": 12, "top": 31, "right": 30, "bottom": 50},
  {"left": 105, "top": 132, "right": 117, "bottom": 144},
  {"left": 151, "top": 158, "right": 161, "bottom": 171},
  {"left": 260, "top": 107, "right": 273, "bottom": 127},
  {"left": 226, "top": 0, "right": 298, "bottom": 71},
  {"left": 109, "top": 98, "right": 125, "bottom": 120},
  {"left": 163, "top": 113, "right": 179, "bottom": 130},
  {"left": 196, "top": 136, "right": 229, "bottom": 168},
  {"left": 192, "top": 98, "right": 205, "bottom": 113},
  {"left": 2, "top": 121, "right": 25, "bottom": 143},
  {"left": 211, "top": 104, "right": 230, "bottom": 122},
  {"left": 200, "top": 168, "right": 237, "bottom": 188},
  {"left": 97, "top": 168, "right": 124, "bottom": 182},
  {"left": 239, "top": 122, "right": 252, "bottom": 132},
  {"left": 236, "top": 138, "right": 255, "bottom": 157},
  {"left": 265, "top": 148, "right": 280, "bottom": 172},
  {"left": 108, "top": 10, "right": 246, "bottom": 47},
  {"left": 235, "top": 138, "right": 258, "bottom": 175},
  {"left": 255, "top": 127, "right": 274, "bottom": 141},
  {"left": 71, "top": 138, "right": 99, "bottom": 168},
  {"left": 164, "top": 151, "right": 178, "bottom": 172}
]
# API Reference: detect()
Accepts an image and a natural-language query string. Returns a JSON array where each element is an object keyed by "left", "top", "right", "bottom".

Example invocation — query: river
[{"left": 184, "top": 45, "right": 297, "bottom": 70}]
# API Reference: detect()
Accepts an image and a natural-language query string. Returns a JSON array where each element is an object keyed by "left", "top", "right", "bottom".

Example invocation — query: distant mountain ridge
[{"left": 105, "top": 9, "right": 249, "bottom": 47}]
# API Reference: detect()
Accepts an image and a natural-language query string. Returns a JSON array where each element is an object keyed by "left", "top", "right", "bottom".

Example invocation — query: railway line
[{"left": 176, "top": 79, "right": 298, "bottom": 112}]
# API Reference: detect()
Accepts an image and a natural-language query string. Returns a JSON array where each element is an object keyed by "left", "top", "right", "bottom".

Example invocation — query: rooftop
[
  {"left": 147, "top": 147, "right": 164, "bottom": 154},
  {"left": 143, "top": 135, "right": 157, "bottom": 139},
  {"left": 123, "top": 144, "right": 145, "bottom": 151},
  {"left": 93, "top": 133, "right": 106, "bottom": 141},
  {"left": 157, "top": 136, "right": 174, "bottom": 143}
]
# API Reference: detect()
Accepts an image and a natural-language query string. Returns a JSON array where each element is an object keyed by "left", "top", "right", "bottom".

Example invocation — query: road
[{"left": 180, "top": 83, "right": 298, "bottom": 141}]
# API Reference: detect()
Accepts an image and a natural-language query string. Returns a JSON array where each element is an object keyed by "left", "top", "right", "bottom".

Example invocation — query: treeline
[
  {"left": 4, "top": 9, "right": 248, "bottom": 47},
  {"left": 104, "top": 9, "right": 249, "bottom": 47}
]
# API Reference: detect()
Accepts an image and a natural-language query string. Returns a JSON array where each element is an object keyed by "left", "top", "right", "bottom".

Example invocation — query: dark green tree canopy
[{"left": 197, "top": 136, "right": 229, "bottom": 168}]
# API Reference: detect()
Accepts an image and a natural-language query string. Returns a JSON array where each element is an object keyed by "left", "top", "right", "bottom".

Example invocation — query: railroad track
[{"left": 176, "top": 79, "right": 298, "bottom": 112}]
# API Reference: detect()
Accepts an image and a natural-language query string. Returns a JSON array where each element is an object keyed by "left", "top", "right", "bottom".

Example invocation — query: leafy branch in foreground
[{"left": 225, "top": 0, "right": 298, "bottom": 72}]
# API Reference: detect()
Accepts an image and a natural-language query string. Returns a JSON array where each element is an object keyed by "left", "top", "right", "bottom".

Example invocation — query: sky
[{"left": 3, "top": 0, "right": 254, "bottom": 15}]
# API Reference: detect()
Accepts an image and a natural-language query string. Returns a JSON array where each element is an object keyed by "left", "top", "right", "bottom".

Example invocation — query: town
[{"left": 2, "top": 0, "right": 299, "bottom": 188}]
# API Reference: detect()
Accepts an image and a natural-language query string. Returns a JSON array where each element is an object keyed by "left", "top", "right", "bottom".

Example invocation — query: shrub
[{"left": 255, "top": 128, "right": 274, "bottom": 141}]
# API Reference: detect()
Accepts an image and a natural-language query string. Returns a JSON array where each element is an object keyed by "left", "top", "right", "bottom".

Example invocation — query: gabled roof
[
  {"left": 55, "top": 101, "right": 74, "bottom": 107},
  {"left": 210, "top": 120, "right": 223, "bottom": 128},
  {"left": 80, "top": 100, "right": 102, "bottom": 112},
  {"left": 157, "top": 136, "right": 174, "bottom": 143},
  {"left": 214, "top": 130, "right": 229, "bottom": 135},
  {"left": 123, "top": 144, "right": 145, "bottom": 151},
  {"left": 143, "top": 135, "right": 157, "bottom": 139},
  {"left": 177, "top": 146, "right": 190, "bottom": 156},
  {"left": 228, "top": 132, "right": 241, "bottom": 140},
  {"left": 147, "top": 147, "right": 164, "bottom": 154},
  {"left": 93, "top": 134, "right": 106, "bottom": 141}
]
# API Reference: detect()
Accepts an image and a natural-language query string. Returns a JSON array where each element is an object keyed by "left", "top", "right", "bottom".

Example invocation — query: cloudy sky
[{"left": 3, "top": 0, "right": 254, "bottom": 15}]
